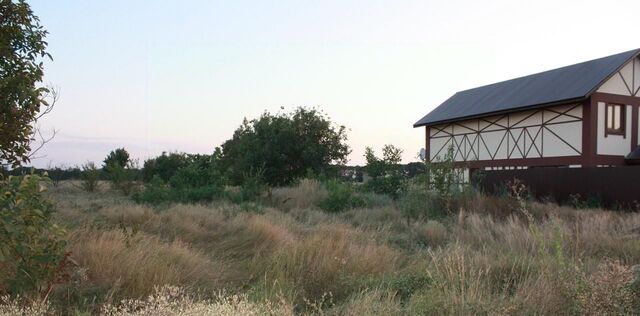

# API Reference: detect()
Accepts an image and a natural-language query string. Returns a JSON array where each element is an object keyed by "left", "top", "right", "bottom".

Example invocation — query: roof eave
[{"left": 412, "top": 96, "right": 587, "bottom": 128}]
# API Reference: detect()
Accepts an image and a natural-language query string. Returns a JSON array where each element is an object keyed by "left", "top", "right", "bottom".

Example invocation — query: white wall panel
[
  {"left": 427, "top": 104, "right": 583, "bottom": 163},
  {"left": 597, "top": 57, "right": 640, "bottom": 97}
]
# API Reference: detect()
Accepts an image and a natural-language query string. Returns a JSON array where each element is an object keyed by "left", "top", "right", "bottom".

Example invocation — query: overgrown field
[{"left": 2, "top": 180, "right": 640, "bottom": 315}]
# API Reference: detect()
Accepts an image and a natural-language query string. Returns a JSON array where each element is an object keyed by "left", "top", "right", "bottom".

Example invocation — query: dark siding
[{"left": 479, "top": 166, "right": 640, "bottom": 206}]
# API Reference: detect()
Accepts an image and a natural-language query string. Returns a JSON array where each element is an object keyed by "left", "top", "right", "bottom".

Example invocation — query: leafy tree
[
  {"left": 79, "top": 161, "right": 100, "bottom": 192},
  {"left": 220, "top": 107, "right": 350, "bottom": 186},
  {"left": 141, "top": 151, "right": 189, "bottom": 182},
  {"left": 103, "top": 148, "right": 130, "bottom": 169},
  {"left": 363, "top": 144, "right": 406, "bottom": 199},
  {"left": 0, "top": 0, "right": 52, "bottom": 167}
]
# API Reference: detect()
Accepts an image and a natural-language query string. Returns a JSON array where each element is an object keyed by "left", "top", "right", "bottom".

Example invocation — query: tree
[
  {"left": 79, "top": 161, "right": 100, "bottom": 192},
  {"left": 0, "top": 0, "right": 52, "bottom": 167},
  {"left": 103, "top": 148, "right": 130, "bottom": 169},
  {"left": 103, "top": 148, "right": 137, "bottom": 195},
  {"left": 363, "top": 144, "right": 406, "bottom": 199},
  {"left": 220, "top": 107, "right": 350, "bottom": 186},
  {"left": 141, "top": 151, "right": 189, "bottom": 182}
]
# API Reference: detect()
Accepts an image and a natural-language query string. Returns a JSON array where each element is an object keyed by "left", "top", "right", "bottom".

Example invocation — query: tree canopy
[
  {"left": 103, "top": 148, "right": 130, "bottom": 169},
  {"left": 0, "top": 0, "right": 51, "bottom": 167},
  {"left": 220, "top": 107, "right": 350, "bottom": 186}
]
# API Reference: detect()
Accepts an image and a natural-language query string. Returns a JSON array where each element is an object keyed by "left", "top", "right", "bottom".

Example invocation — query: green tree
[
  {"left": 79, "top": 161, "right": 100, "bottom": 192},
  {"left": 0, "top": 0, "right": 52, "bottom": 167},
  {"left": 363, "top": 144, "right": 406, "bottom": 199},
  {"left": 220, "top": 107, "right": 350, "bottom": 186},
  {"left": 103, "top": 148, "right": 130, "bottom": 169},
  {"left": 141, "top": 151, "right": 189, "bottom": 182}
]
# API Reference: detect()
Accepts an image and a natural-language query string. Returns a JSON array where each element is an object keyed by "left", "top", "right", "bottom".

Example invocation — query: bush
[
  {"left": 239, "top": 168, "right": 266, "bottom": 202},
  {"left": 363, "top": 145, "right": 407, "bottom": 199},
  {"left": 132, "top": 175, "right": 170, "bottom": 205},
  {"left": 134, "top": 157, "right": 225, "bottom": 204},
  {"left": 399, "top": 185, "right": 448, "bottom": 222},
  {"left": 386, "top": 272, "right": 432, "bottom": 301},
  {"left": 169, "top": 163, "right": 224, "bottom": 203},
  {"left": 318, "top": 180, "right": 365, "bottom": 213},
  {"left": 0, "top": 175, "right": 68, "bottom": 296},
  {"left": 80, "top": 162, "right": 101, "bottom": 192},
  {"left": 106, "top": 163, "right": 138, "bottom": 196}
]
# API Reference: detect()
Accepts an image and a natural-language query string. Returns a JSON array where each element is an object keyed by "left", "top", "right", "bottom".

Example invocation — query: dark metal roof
[{"left": 414, "top": 49, "right": 640, "bottom": 127}]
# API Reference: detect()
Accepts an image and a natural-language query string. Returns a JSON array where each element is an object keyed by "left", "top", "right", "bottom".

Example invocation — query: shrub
[
  {"left": 363, "top": 145, "right": 407, "bottom": 199},
  {"left": 168, "top": 158, "right": 225, "bottom": 201},
  {"left": 80, "top": 162, "right": 100, "bottom": 192},
  {"left": 134, "top": 157, "right": 225, "bottom": 204},
  {"left": 239, "top": 168, "right": 266, "bottom": 202},
  {"left": 385, "top": 272, "right": 432, "bottom": 301},
  {"left": 132, "top": 175, "right": 170, "bottom": 205},
  {"left": 399, "top": 185, "right": 447, "bottom": 222},
  {"left": 106, "top": 163, "right": 138, "bottom": 196},
  {"left": 0, "top": 175, "right": 68, "bottom": 296},
  {"left": 318, "top": 180, "right": 365, "bottom": 213}
]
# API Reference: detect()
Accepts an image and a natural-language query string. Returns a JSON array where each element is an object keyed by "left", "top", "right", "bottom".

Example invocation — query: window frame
[{"left": 604, "top": 103, "right": 626, "bottom": 137}]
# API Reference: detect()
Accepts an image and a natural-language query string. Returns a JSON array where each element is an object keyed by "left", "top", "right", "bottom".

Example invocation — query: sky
[{"left": 27, "top": 0, "right": 640, "bottom": 168}]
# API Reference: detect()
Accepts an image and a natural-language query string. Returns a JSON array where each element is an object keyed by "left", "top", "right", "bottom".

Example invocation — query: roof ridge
[{"left": 457, "top": 48, "right": 640, "bottom": 94}]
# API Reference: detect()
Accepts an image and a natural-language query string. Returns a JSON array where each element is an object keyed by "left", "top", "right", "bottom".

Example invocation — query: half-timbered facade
[{"left": 415, "top": 49, "right": 640, "bottom": 176}]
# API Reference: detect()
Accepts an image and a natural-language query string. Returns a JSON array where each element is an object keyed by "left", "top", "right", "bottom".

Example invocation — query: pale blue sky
[{"left": 30, "top": 0, "right": 640, "bottom": 167}]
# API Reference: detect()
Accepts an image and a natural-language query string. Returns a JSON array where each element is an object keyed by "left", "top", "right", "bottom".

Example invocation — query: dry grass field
[{"left": 2, "top": 180, "right": 639, "bottom": 315}]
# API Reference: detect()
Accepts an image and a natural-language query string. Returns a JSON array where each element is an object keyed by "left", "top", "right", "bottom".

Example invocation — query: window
[{"left": 605, "top": 103, "right": 625, "bottom": 136}]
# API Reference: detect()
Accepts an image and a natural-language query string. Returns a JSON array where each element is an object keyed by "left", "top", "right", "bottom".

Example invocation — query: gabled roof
[{"left": 414, "top": 49, "right": 640, "bottom": 127}]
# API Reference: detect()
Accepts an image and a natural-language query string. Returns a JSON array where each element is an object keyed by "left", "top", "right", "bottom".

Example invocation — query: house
[
  {"left": 414, "top": 49, "right": 640, "bottom": 204},
  {"left": 415, "top": 49, "right": 640, "bottom": 173}
]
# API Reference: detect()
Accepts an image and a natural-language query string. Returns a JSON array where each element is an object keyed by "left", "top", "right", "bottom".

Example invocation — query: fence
[{"left": 479, "top": 166, "right": 640, "bottom": 206}]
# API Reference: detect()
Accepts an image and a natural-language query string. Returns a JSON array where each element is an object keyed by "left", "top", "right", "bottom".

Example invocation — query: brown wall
[{"left": 479, "top": 166, "right": 640, "bottom": 206}]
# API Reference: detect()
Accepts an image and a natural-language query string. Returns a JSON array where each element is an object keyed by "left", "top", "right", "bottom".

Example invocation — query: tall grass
[
  {"left": 6, "top": 180, "right": 638, "bottom": 314},
  {"left": 67, "top": 229, "right": 226, "bottom": 299}
]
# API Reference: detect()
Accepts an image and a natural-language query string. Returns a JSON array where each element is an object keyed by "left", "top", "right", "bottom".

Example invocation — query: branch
[
  {"left": 35, "top": 86, "right": 59, "bottom": 121},
  {"left": 28, "top": 126, "right": 57, "bottom": 160},
  {"left": 28, "top": 85, "right": 60, "bottom": 161}
]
